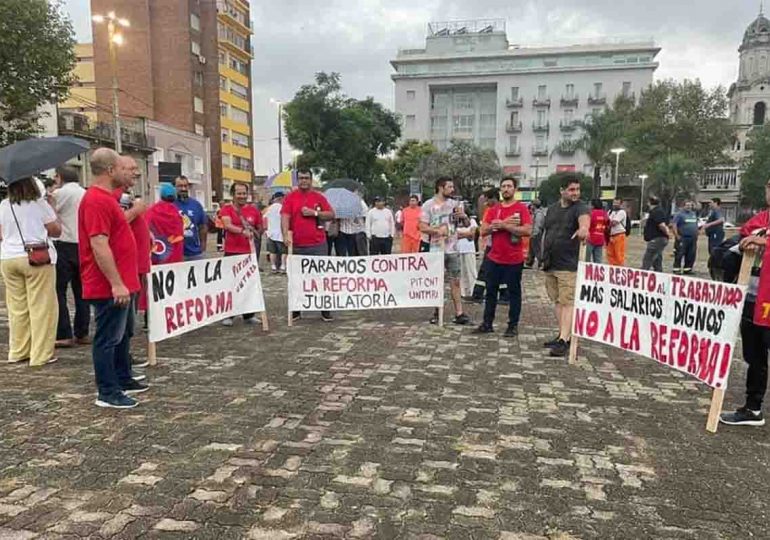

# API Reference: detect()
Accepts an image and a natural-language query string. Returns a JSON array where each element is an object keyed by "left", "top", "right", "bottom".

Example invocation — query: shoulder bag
[{"left": 9, "top": 203, "right": 51, "bottom": 266}]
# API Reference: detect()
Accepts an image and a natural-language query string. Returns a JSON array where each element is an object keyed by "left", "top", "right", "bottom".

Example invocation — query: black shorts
[{"left": 266, "top": 239, "right": 286, "bottom": 255}]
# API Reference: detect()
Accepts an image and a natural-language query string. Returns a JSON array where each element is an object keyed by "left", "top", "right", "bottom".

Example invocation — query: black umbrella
[
  {"left": 322, "top": 178, "right": 364, "bottom": 193},
  {"left": 0, "top": 136, "right": 90, "bottom": 184}
]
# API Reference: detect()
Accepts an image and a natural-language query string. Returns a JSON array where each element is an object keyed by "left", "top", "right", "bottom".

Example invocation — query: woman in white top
[
  {"left": 0, "top": 177, "right": 61, "bottom": 366},
  {"left": 456, "top": 217, "right": 479, "bottom": 298}
]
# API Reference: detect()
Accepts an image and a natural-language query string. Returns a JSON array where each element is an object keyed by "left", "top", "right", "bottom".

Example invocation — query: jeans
[
  {"left": 91, "top": 298, "right": 132, "bottom": 398},
  {"left": 483, "top": 261, "right": 523, "bottom": 328},
  {"left": 708, "top": 231, "right": 725, "bottom": 255},
  {"left": 292, "top": 243, "right": 331, "bottom": 319},
  {"left": 674, "top": 236, "right": 697, "bottom": 271},
  {"left": 369, "top": 236, "right": 393, "bottom": 255},
  {"left": 586, "top": 244, "right": 603, "bottom": 264},
  {"left": 642, "top": 237, "right": 668, "bottom": 272},
  {"left": 55, "top": 241, "right": 90, "bottom": 340},
  {"left": 742, "top": 303, "right": 770, "bottom": 410}
]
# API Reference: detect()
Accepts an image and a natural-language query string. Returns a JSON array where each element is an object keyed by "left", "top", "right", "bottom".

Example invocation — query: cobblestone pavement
[{"left": 1, "top": 236, "right": 769, "bottom": 539}]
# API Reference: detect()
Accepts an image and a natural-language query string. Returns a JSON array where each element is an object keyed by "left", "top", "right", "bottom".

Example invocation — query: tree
[
  {"left": 0, "top": 0, "right": 76, "bottom": 146},
  {"left": 380, "top": 140, "right": 437, "bottom": 196},
  {"left": 283, "top": 72, "right": 401, "bottom": 186},
  {"left": 646, "top": 153, "right": 700, "bottom": 214},
  {"left": 537, "top": 172, "right": 593, "bottom": 206},
  {"left": 740, "top": 126, "right": 770, "bottom": 208},
  {"left": 415, "top": 140, "right": 501, "bottom": 201}
]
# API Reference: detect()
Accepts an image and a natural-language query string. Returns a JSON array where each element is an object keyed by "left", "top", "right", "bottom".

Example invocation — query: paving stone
[{"left": 153, "top": 518, "right": 200, "bottom": 532}]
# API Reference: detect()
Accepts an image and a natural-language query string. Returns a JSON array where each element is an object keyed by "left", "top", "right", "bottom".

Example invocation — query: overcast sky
[{"left": 64, "top": 0, "right": 762, "bottom": 175}]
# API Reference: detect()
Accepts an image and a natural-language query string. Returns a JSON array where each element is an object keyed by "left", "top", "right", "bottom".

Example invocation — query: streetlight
[
  {"left": 270, "top": 98, "right": 284, "bottom": 172},
  {"left": 638, "top": 173, "right": 648, "bottom": 204},
  {"left": 93, "top": 12, "right": 130, "bottom": 153},
  {"left": 610, "top": 147, "right": 626, "bottom": 197}
]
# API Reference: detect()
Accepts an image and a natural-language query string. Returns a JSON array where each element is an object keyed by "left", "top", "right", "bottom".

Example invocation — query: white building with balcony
[{"left": 391, "top": 20, "right": 660, "bottom": 196}]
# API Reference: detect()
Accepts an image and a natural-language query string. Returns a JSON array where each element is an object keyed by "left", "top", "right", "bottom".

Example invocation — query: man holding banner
[
  {"left": 282, "top": 168, "right": 336, "bottom": 322},
  {"left": 419, "top": 177, "right": 471, "bottom": 326}
]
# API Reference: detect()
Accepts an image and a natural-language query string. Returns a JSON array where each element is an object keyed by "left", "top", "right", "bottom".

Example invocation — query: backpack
[
  {"left": 708, "top": 235, "right": 742, "bottom": 282},
  {"left": 625, "top": 213, "right": 632, "bottom": 236}
]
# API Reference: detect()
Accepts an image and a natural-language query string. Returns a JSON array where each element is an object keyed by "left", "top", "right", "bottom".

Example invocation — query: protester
[
  {"left": 338, "top": 195, "right": 368, "bottom": 256},
  {"left": 399, "top": 195, "right": 422, "bottom": 253},
  {"left": 606, "top": 198, "right": 628, "bottom": 266},
  {"left": 79, "top": 149, "right": 144, "bottom": 408},
  {"left": 264, "top": 192, "right": 286, "bottom": 273},
  {"left": 457, "top": 215, "right": 479, "bottom": 299},
  {"left": 641, "top": 196, "right": 670, "bottom": 272},
  {"left": 587, "top": 199, "right": 610, "bottom": 264},
  {"left": 282, "top": 168, "right": 335, "bottom": 322},
  {"left": 366, "top": 196, "right": 395, "bottom": 255},
  {"left": 702, "top": 197, "right": 726, "bottom": 255},
  {"left": 0, "top": 177, "right": 61, "bottom": 366},
  {"left": 51, "top": 165, "right": 89, "bottom": 348},
  {"left": 473, "top": 177, "right": 532, "bottom": 336},
  {"left": 419, "top": 177, "right": 471, "bottom": 325},
  {"left": 174, "top": 175, "right": 208, "bottom": 261},
  {"left": 672, "top": 200, "right": 699, "bottom": 274},
  {"left": 720, "top": 180, "right": 770, "bottom": 426},
  {"left": 220, "top": 183, "right": 263, "bottom": 326},
  {"left": 146, "top": 183, "right": 184, "bottom": 265},
  {"left": 541, "top": 174, "right": 590, "bottom": 357},
  {"left": 524, "top": 199, "right": 546, "bottom": 269}
]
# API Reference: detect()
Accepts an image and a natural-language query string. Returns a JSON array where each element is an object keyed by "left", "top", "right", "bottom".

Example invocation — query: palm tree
[{"left": 647, "top": 153, "right": 699, "bottom": 214}]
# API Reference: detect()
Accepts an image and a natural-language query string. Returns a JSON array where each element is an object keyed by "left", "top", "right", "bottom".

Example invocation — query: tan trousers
[{"left": 1, "top": 257, "right": 57, "bottom": 365}]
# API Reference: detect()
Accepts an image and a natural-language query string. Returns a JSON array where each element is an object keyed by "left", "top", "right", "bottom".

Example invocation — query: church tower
[{"left": 729, "top": 5, "right": 770, "bottom": 128}]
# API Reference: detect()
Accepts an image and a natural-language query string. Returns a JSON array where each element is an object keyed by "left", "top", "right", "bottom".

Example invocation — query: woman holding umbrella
[{"left": 0, "top": 177, "right": 61, "bottom": 366}]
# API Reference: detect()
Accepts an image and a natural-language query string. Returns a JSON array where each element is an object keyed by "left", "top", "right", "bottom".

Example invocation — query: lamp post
[
  {"left": 93, "top": 12, "right": 130, "bottom": 153},
  {"left": 611, "top": 147, "right": 626, "bottom": 198},
  {"left": 270, "top": 98, "right": 283, "bottom": 172},
  {"left": 638, "top": 173, "right": 648, "bottom": 205}
]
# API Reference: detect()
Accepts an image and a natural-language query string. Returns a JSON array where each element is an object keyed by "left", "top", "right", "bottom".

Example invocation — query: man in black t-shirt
[
  {"left": 641, "top": 196, "right": 670, "bottom": 272},
  {"left": 541, "top": 174, "right": 590, "bottom": 357}
]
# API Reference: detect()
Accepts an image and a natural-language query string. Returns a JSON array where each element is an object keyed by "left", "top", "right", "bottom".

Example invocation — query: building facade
[
  {"left": 88, "top": 0, "right": 254, "bottom": 202},
  {"left": 59, "top": 43, "right": 97, "bottom": 122},
  {"left": 391, "top": 20, "right": 659, "bottom": 193}
]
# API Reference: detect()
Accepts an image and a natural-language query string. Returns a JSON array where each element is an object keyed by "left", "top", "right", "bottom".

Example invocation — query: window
[
  {"left": 218, "top": 23, "right": 249, "bottom": 52},
  {"left": 406, "top": 90, "right": 416, "bottom": 101},
  {"left": 229, "top": 57, "right": 248, "bottom": 75},
  {"left": 510, "top": 87, "right": 519, "bottom": 100},
  {"left": 622, "top": 82, "right": 631, "bottom": 97},
  {"left": 191, "top": 41, "right": 201, "bottom": 56},
  {"left": 231, "top": 131, "right": 249, "bottom": 147},
  {"left": 220, "top": 103, "right": 228, "bottom": 117},
  {"left": 221, "top": 128, "right": 229, "bottom": 142},
  {"left": 754, "top": 102, "right": 766, "bottom": 125},
  {"left": 222, "top": 153, "right": 231, "bottom": 168},
  {"left": 564, "top": 109, "right": 574, "bottom": 122},
  {"left": 536, "top": 109, "right": 546, "bottom": 125},
  {"left": 218, "top": 50, "right": 227, "bottom": 65},
  {"left": 405, "top": 115, "right": 416, "bottom": 129},
  {"left": 190, "top": 13, "right": 200, "bottom": 31},
  {"left": 535, "top": 135, "right": 546, "bottom": 151},
  {"left": 232, "top": 156, "right": 251, "bottom": 171},
  {"left": 194, "top": 124, "right": 204, "bottom": 136},
  {"left": 537, "top": 85, "right": 546, "bottom": 99},
  {"left": 193, "top": 71, "right": 203, "bottom": 87},
  {"left": 230, "top": 80, "right": 248, "bottom": 100},
  {"left": 194, "top": 156, "right": 204, "bottom": 175},
  {"left": 429, "top": 86, "right": 496, "bottom": 151},
  {"left": 593, "top": 82, "right": 603, "bottom": 97},
  {"left": 230, "top": 106, "right": 249, "bottom": 124},
  {"left": 565, "top": 83, "right": 574, "bottom": 97},
  {"left": 508, "top": 135, "right": 519, "bottom": 151},
  {"left": 220, "top": 76, "right": 228, "bottom": 90},
  {"left": 509, "top": 111, "right": 519, "bottom": 125},
  {"left": 194, "top": 97, "right": 204, "bottom": 113}
]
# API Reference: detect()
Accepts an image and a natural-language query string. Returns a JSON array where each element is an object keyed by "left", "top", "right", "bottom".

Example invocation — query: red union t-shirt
[
  {"left": 484, "top": 201, "right": 532, "bottom": 265},
  {"left": 78, "top": 186, "right": 140, "bottom": 300},
  {"left": 280, "top": 189, "right": 332, "bottom": 247},
  {"left": 221, "top": 203, "right": 262, "bottom": 254},
  {"left": 588, "top": 208, "right": 610, "bottom": 247}
]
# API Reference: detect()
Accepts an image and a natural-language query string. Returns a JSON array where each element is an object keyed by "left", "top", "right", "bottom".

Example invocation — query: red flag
[
  {"left": 146, "top": 201, "right": 184, "bottom": 265},
  {"left": 751, "top": 211, "right": 770, "bottom": 326}
]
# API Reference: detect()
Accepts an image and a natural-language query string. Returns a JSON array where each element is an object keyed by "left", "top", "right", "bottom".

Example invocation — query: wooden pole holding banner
[
  {"left": 287, "top": 232, "right": 294, "bottom": 328},
  {"left": 706, "top": 251, "right": 756, "bottom": 433},
  {"left": 568, "top": 242, "right": 588, "bottom": 365},
  {"left": 145, "top": 275, "right": 158, "bottom": 367},
  {"left": 438, "top": 236, "right": 446, "bottom": 327}
]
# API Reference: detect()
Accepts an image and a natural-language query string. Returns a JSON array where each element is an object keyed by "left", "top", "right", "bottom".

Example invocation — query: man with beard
[{"left": 174, "top": 175, "right": 208, "bottom": 261}]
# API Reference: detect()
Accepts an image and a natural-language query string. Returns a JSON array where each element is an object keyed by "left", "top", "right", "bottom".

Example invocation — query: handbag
[{"left": 9, "top": 202, "right": 51, "bottom": 266}]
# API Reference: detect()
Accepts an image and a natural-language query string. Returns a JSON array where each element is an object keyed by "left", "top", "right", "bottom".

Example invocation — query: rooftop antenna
[{"left": 762, "top": 0, "right": 765, "bottom": 16}]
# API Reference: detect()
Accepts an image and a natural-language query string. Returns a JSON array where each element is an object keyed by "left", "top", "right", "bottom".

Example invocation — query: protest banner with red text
[
  {"left": 572, "top": 263, "right": 746, "bottom": 389},
  {"left": 148, "top": 254, "right": 266, "bottom": 342},
  {"left": 287, "top": 252, "right": 445, "bottom": 313}
]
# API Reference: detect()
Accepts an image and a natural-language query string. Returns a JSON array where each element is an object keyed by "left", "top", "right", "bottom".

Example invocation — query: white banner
[
  {"left": 148, "top": 254, "right": 266, "bottom": 342},
  {"left": 287, "top": 252, "right": 445, "bottom": 312},
  {"left": 572, "top": 262, "right": 747, "bottom": 389}
]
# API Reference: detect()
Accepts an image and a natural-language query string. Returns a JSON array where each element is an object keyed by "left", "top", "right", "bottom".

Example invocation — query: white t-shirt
[
  {"left": 0, "top": 198, "right": 58, "bottom": 263},
  {"left": 265, "top": 202, "right": 283, "bottom": 242},
  {"left": 366, "top": 207, "right": 395, "bottom": 238},
  {"left": 609, "top": 209, "right": 627, "bottom": 236},
  {"left": 456, "top": 218, "right": 478, "bottom": 254},
  {"left": 52, "top": 182, "right": 86, "bottom": 243}
]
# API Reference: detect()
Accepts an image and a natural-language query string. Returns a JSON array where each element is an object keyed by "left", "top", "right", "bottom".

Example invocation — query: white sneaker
[{"left": 221, "top": 318, "right": 234, "bottom": 327}]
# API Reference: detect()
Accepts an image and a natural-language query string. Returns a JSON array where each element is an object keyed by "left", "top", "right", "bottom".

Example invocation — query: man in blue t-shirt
[
  {"left": 702, "top": 197, "right": 726, "bottom": 255},
  {"left": 174, "top": 175, "right": 208, "bottom": 260},
  {"left": 672, "top": 200, "right": 699, "bottom": 274}
]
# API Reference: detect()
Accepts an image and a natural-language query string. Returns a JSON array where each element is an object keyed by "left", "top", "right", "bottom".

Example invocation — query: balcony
[
  {"left": 505, "top": 146, "right": 521, "bottom": 157},
  {"left": 217, "top": 1, "right": 251, "bottom": 31},
  {"left": 532, "top": 147, "right": 549, "bottom": 157},
  {"left": 506, "top": 97, "right": 523, "bottom": 108},
  {"left": 532, "top": 122, "right": 550, "bottom": 132},
  {"left": 560, "top": 119, "right": 578, "bottom": 132},
  {"left": 505, "top": 121, "right": 523, "bottom": 133},
  {"left": 57, "top": 112, "right": 155, "bottom": 153},
  {"left": 533, "top": 97, "right": 551, "bottom": 107},
  {"left": 556, "top": 141, "right": 579, "bottom": 156},
  {"left": 560, "top": 95, "right": 579, "bottom": 107},
  {"left": 588, "top": 94, "right": 607, "bottom": 105}
]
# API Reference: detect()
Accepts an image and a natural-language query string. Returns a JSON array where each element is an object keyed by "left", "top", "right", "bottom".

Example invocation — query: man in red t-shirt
[
  {"left": 281, "top": 168, "right": 335, "bottom": 322},
  {"left": 220, "top": 183, "right": 263, "bottom": 326},
  {"left": 78, "top": 149, "right": 144, "bottom": 409},
  {"left": 587, "top": 199, "right": 610, "bottom": 263},
  {"left": 473, "top": 176, "right": 532, "bottom": 337}
]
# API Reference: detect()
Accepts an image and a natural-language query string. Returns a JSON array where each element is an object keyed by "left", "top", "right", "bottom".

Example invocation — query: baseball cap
[{"left": 159, "top": 183, "right": 177, "bottom": 200}]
